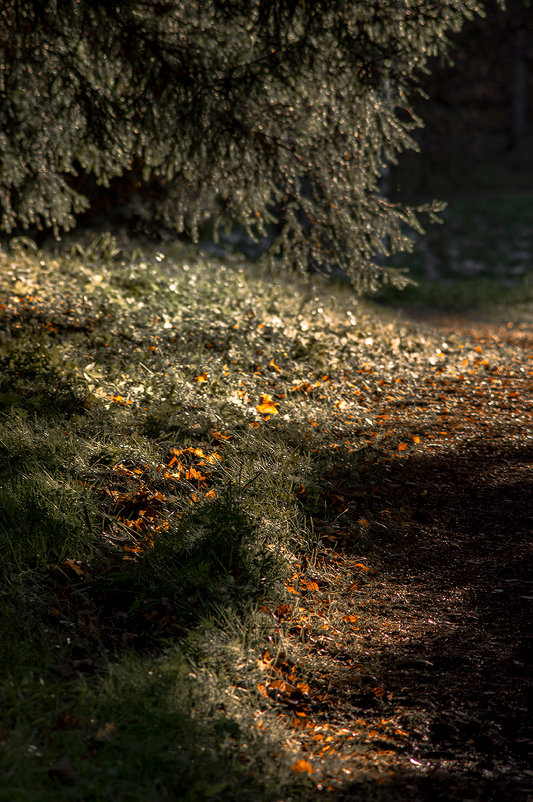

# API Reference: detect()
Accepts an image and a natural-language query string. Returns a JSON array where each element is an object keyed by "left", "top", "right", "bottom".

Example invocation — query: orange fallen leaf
[
  {"left": 413, "top": 435, "right": 421, "bottom": 444},
  {"left": 398, "top": 443, "right": 407, "bottom": 451},
  {"left": 194, "top": 373, "right": 208, "bottom": 383},
  {"left": 291, "top": 759, "right": 313, "bottom": 774},
  {"left": 110, "top": 394, "right": 133, "bottom": 405},
  {"left": 185, "top": 467, "right": 206, "bottom": 481},
  {"left": 201, "top": 452, "right": 222, "bottom": 464},
  {"left": 353, "top": 562, "right": 369, "bottom": 572},
  {"left": 256, "top": 394, "right": 279, "bottom": 414},
  {"left": 289, "top": 381, "right": 312, "bottom": 394},
  {"left": 95, "top": 721, "right": 117, "bottom": 741},
  {"left": 62, "top": 559, "right": 85, "bottom": 576},
  {"left": 257, "top": 683, "right": 268, "bottom": 698},
  {"left": 188, "top": 447, "right": 205, "bottom": 457}
]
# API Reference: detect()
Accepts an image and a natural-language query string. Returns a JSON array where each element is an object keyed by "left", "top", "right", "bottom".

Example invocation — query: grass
[
  {"left": 0, "top": 234, "right": 383, "bottom": 801},
  {"left": 0, "top": 216, "right": 529, "bottom": 799}
]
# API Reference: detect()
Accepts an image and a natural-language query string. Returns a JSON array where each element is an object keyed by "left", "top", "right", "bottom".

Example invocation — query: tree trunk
[{"left": 509, "top": 28, "right": 527, "bottom": 152}]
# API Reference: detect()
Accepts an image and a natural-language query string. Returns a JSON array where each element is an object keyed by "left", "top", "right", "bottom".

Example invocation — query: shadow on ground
[{"left": 309, "top": 437, "right": 532, "bottom": 801}]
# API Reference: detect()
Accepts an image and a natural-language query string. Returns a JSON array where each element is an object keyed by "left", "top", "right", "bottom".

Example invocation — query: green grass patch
[
  {"left": 0, "top": 225, "right": 528, "bottom": 799},
  {"left": 0, "top": 235, "right": 353, "bottom": 799}
]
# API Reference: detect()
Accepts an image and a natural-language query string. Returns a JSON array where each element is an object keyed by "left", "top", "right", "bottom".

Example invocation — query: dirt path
[{"left": 258, "top": 312, "right": 532, "bottom": 800}]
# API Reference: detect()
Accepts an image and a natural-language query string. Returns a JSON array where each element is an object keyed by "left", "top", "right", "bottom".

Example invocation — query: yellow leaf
[
  {"left": 194, "top": 373, "right": 208, "bottom": 383},
  {"left": 269, "top": 358, "right": 281, "bottom": 372},
  {"left": 413, "top": 435, "right": 421, "bottom": 444}
]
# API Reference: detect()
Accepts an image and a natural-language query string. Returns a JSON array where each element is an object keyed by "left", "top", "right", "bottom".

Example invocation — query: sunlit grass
[
  {"left": 0, "top": 230, "right": 529, "bottom": 800},
  {"left": 0, "top": 236, "right": 359, "bottom": 800}
]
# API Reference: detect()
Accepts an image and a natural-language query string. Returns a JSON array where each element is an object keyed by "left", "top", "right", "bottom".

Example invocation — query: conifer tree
[{"left": 0, "top": 1, "right": 482, "bottom": 288}]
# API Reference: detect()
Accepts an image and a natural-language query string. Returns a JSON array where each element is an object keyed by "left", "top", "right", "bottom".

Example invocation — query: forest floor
[
  {"left": 264, "top": 309, "right": 533, "bottom": 801},
  {"left": 0, "top": 236, "right": 531, "bottom": 801}
]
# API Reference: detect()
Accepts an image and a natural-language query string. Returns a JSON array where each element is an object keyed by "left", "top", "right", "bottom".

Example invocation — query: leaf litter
[{"left": 0, "top": 238, "right": 531, "bottom": 800}]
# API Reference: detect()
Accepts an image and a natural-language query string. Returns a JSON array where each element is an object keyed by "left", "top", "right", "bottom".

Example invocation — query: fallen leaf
[
  {"left": 185, "top": 467, "right": 206, "bottom": 481},
  {"left": 95, "top": 721, "right": 117, "bottom": 742},
  {"left": 188, "top": 447, "right": 205, "bottom": 457},
  {"left": 256, "top": 397, "right": 279, "bottom": 414},
  {"left": 291, "top": 759, "right": 314, "bottom": 774},
  {"left": 61, "top": 559, "right": 85, "bottom": 577}
]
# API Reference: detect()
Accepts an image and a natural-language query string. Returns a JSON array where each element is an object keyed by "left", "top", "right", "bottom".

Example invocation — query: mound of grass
[{"left": 0, "top": 235, "right": 367, "bottom": 799}]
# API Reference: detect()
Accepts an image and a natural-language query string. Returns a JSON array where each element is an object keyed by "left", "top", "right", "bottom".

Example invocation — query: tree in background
[{"left": 1, "top": 0, "right": 483, "bottom": 289}]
